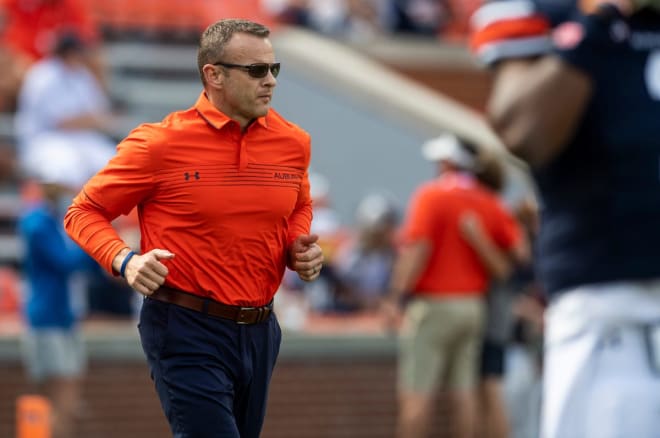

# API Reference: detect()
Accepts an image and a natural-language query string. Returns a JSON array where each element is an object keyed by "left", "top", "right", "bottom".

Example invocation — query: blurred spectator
[
  {"left": 382, "top": 133, "right": 528, "bottom": 438},
  {"left": 17, "top": 151, "right": 97, "bottom": 438},
  {"left": 281, "top": 172, "right": 347, "bottom": 313},
  {"left": 0, "top": 0, "right": 103, "bottom": 111},
  {"left": 85, "top": 259, "right": 136, "bottom": 320},
  {"left": 13, "top": 30, "right": 132, "bottom": 319},
  {"left": 263, "top": 0, "right": 486, "bottom": 40},
  {"left": 305, "top": 171, "right": 341, "bottom": 312},
  {"left": 263, "top": 0, "right": 393, "bottom": 40},
  {"left": 344, "top": 0, "right": 394, "bottom": 41},
  {"left": 299, "top": 0, "right": 348, "bottom": 35},
  {"left": 504, "top": 278, "right": 545, "bottom": 438},
  {"left": 14, "top": 31, "right": 115, "bottom": 191},
  {"left": 461, "top": 149, "right": 521, "bottom": 438},
  {"left": 263, "top": 0, "right": 348, "bottom": 34},
  {"left": 496, "top": 197, "right": 543, "bottom": 438},
  {"left": 335, "top": 191, "right": 400, "bottom": 311},
  {"left": 393, "top": 0, "right": 451, "bottom": 35},
  {"left": 261, "top": 0, "right": 309, "bottom": 26},
  {"left": 309, "top": 171, "right": 344, "bottom": 257}
]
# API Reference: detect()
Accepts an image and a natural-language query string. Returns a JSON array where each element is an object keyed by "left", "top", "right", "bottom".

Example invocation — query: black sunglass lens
[
  {"left": 247, "top": 63, "right": 280, "bottom": 78},
  {"left": 249, "top": 64, "right": 269, "bottom": 78},
  {"left": 270, "top": 63, "right": 280, "bottom": 78}
]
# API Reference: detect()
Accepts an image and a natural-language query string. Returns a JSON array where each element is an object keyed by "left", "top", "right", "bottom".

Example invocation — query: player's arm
[
  {"left": 471, "top": 0, "right": 592, "bottom": 168},
  {"left": 488, "top": 56, "right": 592, "bottom": 168}
]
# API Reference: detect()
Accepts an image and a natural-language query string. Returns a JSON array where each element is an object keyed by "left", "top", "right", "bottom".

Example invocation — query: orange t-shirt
[
  {"left": 0, "top": 0, "right": 99, "bottom": 60},
  {"left": 64, "top": 92, "right": 313, "bottom": 306},
  {"left": 399, "top": 171, "right": 521, "bottom": 296}
]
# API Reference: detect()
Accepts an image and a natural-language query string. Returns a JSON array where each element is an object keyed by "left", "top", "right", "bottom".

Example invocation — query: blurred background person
[
  {"left": 392, "top": 0, "right": 452, "bottom": 36},
  {"left": 13, "top": 29, "right": 132, "bottom": 320},
  {"left": 504, "top": 281, "right": 545, "bottom": 438},
  {"left": 473, "top": 1, "right": 660, "bottom": 437},
  {"left": 334, "top": 191, "right": 400, "bottom": 312},
  {"left": 344, "top": 0, "right": 394, "bottom": 40},
  {"left": 262, "top": 0, "right": 394, "bottom": 41},
  {"left": 282, "top": 171, "right": 348, "bottom": 314},
  {"left": 499, "top": 194, "right": 545, "bottom": 438},
  {"left": 17, "top": 150, "right": 97, "bottom": 438},
  {"left": 14, "top": 31, "right": 115, "bottom": 191},
  {"left": 459, "top": 148, "right": 526, "bottom": 438},
  {"left": 382, "top": 133, "right": 528, "bottom": 438},
  {"left": 262, "top": 0, "right": 349, "bottom": 35}
]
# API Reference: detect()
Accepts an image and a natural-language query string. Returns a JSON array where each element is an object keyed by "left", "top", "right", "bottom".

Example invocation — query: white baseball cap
[
  {"left": 309, "top": 171, "right": 330, "bottom": 201},
  {"left": 421, "top": 133, "right": 477, "bottom": 170},
  {"left": 355, "top": 192, "right": 399, "bottom": 228}
]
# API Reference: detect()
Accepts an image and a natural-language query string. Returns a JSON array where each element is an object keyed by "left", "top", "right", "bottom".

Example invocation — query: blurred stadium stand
[
  {"left": 87, "top": 0, "right": 275, "bottom": 43},
  {"left": 103, "top": 41, "right": 202, "bottom": 136}
]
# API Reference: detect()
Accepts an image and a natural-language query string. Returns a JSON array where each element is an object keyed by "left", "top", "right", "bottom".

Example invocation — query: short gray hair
[{"left": 197, "top": 19, "right": 270, "bottom": 84}]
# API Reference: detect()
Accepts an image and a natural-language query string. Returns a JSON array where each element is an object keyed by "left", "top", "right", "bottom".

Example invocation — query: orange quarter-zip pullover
[{"left": 64, "top": 92, "right": 313, "bottom": 306}]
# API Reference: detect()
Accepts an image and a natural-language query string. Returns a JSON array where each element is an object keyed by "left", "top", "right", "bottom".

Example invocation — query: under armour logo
[{"left": 184, "top": 171, "right": 200, "bottom": 181}]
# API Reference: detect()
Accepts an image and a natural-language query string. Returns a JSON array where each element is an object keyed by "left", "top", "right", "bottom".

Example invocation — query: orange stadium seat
[
  {"left": 200, "top": 0, "right": 275, "bottom": 28},
  {"left": 0, "top": 266, "right": 20, "bottom": 315},
  {"left": 87, "top": 0, "right": 276, "bottom": 37}
]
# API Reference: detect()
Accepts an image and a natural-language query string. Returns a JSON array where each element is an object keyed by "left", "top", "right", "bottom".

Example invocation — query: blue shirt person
[{"left": 18, "top": 154, "right": 97, "bottom": 438}]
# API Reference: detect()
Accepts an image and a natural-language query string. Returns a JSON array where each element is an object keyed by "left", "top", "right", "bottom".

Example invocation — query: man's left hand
[{"left": 289, "top": 234, "right": 324, "bottom": 281}]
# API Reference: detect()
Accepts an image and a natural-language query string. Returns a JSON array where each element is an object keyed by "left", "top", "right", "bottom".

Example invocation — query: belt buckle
[{"left": 236, "top": 306, "right": 256, "bottom": 325}]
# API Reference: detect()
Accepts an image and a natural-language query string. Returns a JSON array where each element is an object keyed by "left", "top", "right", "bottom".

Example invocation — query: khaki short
[
  {"left": 398, "top": 295, "right": 485, "bottom": 393},
  {"left": 22, "top": 328, "right": 86, "bottom": 382}
]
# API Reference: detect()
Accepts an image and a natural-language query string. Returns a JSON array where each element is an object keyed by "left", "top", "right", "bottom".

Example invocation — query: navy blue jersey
[
  {"left": 535, "top": 6, "right": 660, "bottom": 296},
  {"left": 536, "top": 0, "right": 578, "bottom": 25}
]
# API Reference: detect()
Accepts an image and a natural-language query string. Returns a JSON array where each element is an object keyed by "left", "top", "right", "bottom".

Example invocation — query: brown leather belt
[{"left": 149, "top": 286, "right": 272, "bottom": 325}]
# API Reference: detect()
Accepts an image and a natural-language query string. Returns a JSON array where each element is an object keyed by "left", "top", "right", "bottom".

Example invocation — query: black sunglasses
[{"left": 213, "top": 62, "right": 281, "bottom": 78}]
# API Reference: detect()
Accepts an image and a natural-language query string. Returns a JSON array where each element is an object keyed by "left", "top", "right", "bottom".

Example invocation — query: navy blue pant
[{"left": 138, "top": 297, "right": 282, "bottom": 437}]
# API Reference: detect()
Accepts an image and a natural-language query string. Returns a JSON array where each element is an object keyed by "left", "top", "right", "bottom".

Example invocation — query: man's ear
[{"left": 202, "top": 64, "right": 223, "bottom": 88}]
